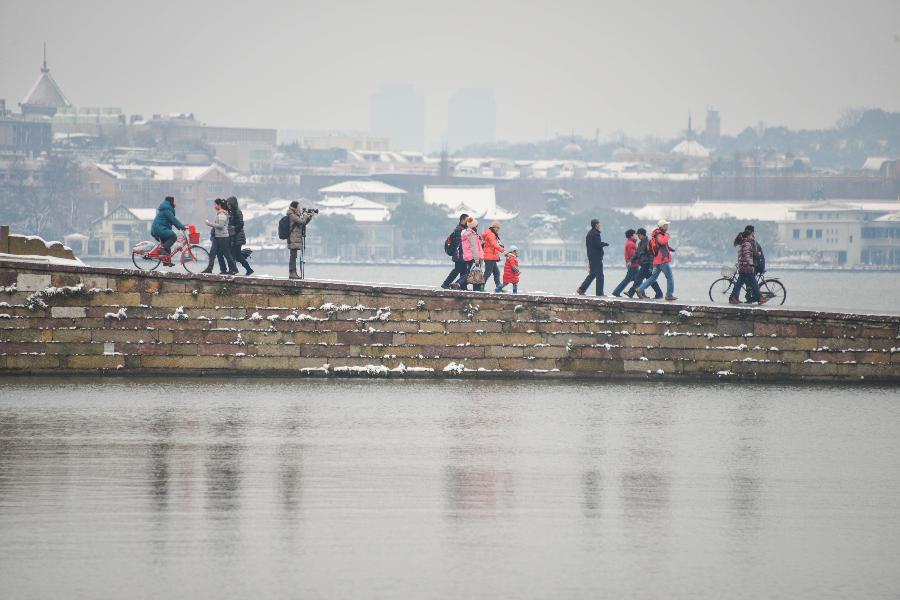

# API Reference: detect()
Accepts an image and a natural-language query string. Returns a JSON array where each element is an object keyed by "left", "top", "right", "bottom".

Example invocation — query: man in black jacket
[
  {"left": 576, "top": 219, "right": 609, "bottom": 296},
  {"left": 626, "top": 228, "right": 663, "bottom": 298},
  {"left": 441, "top": 213, "right": 470, "bottom": 289}
]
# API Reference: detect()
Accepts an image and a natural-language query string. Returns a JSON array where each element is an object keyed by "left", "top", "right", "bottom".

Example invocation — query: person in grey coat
[
  {"left": 287, "top": 201, "right": 314, "bottom": 279},
  {"left": 205, "top": 198, "right": 237, "bottom": 274}
]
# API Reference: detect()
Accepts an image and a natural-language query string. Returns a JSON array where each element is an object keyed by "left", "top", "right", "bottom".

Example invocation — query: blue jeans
[
  {"left": 731, "top": 272, "right": 761, "bottom": 302},
  {"left": 612, "top": 266, "right": 640, "bottom": 296},
  {"left": 639, "top": 263, "right": 674, "bottom": 297}
]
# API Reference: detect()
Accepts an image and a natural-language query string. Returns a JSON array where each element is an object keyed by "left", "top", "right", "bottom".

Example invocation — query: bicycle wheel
[
  {"left": 708, "top": 277, "right": 734, "bottom": 303},
  {"left": 759, "top": 279, "right": 786, "bottom": 305},
  {"left": 132, "top": 252, "right": 160, "bottom": 271},
  {"left": 181, "top": 245, "right": 210, "bottom": 274}
]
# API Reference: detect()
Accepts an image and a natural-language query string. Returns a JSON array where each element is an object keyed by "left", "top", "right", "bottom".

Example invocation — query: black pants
[
  {"left": 442, "top": 260, "right": 469, "bottom": 288},
  {"left": 484, "top": 260, "right": 501, "bottom": 288},
  {"left": 213, "top": 236, "right": 236, "bottom": 272},
  {"left": 628, "top": 264, "right": 663, "bottom": 297},
  {"left": 154, "top": 232, "right": 176, "bottom": 254},
  {"left": 289, "top": 248, "right": 304, "bottom": 278},
  {"left": 578, "top": 259, "right": 605, "bottom": 295},
  {"left": 230, "top": 236, "right": 251, "bottom": 272}
]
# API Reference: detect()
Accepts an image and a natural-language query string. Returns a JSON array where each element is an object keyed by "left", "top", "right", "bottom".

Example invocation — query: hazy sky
[{"left": 2, "top": 0, "right": 899, "bottom": 148}]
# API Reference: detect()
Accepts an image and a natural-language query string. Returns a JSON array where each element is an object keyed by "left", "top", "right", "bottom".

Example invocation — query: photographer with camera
[{"left": 283, "top": 201, "right": 317, "bottom": 280}]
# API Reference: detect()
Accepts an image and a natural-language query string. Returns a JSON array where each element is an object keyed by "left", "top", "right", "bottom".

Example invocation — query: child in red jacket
[{"left": 496, "top": 246, "right": 520, "bottom": 293}]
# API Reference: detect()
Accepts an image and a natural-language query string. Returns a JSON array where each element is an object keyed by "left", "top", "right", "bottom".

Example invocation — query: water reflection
[
  {"left": 620, "top": 399, "right": 672, "bottom": 525},
  {"left": 442, "top": 399, "right": 516, "bottom": 519},
  {"left": 729, "top": 397, "right": 765, "bottom": 534},
  {"left": 205, "top": 411, "right": 246, "bottom": 517}
]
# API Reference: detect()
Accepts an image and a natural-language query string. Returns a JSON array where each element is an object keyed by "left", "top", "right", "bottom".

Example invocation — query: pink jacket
[{"left": 460, "top": 228, "right": 484, "bottom": 262}]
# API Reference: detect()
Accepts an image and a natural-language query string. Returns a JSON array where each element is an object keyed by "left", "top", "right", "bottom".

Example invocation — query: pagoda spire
[{"left": 42, "top": 42, "right": 48, "bottom": 74}]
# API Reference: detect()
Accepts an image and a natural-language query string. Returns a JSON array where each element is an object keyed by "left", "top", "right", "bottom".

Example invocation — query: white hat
[
  {"left": 657, "top": 219, "right": 670, "bottom": 228},
  {"left": 507, "top": 245, "right": 518, "bottom": 253}
]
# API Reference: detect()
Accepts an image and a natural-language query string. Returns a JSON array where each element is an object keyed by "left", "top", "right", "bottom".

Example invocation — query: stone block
[
  {"left": 50, "top": 306, "right": 87, "bottom": 318},
  {"left": 623, "top": 359, "right": 674, "bottom": 373},
  {"left": 140, "top": 355, "right": 231, "bottom": 370},
  {"left": 419, "top": 345, "right": 485, "bottom": 359},
  {"left": 5, "top": 354, "right": 59, "bottom": 370},
  {"left": 445, "top": 321, "right": 504, "bottom": 333},
  {"left": 66, "top": 355, "right": 125, "bottom": 370},
  {"left": 299, "top": 344, "right": 355, "bottom": 358},
  {"left": 16, "top": 273, "right": 51, "bottom": 292},
  {"left": 484, "top": 345, "right": 525, "bottom": 358},
  {"left": 91, "top": 329, "right": 158, "bottom": 343}
]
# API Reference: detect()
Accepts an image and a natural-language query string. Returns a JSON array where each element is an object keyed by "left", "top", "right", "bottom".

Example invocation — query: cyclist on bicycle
[{"left": 151, "top": 196, "right": 186, "bottom": 266}]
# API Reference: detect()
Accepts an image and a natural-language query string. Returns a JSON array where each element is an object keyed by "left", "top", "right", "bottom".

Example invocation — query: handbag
[{"left": 467, "top": 265, "right": 485, "bottom": 285}]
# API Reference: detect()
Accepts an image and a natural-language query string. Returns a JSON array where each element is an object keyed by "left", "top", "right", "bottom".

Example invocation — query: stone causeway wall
[
  {"left": 1, "top": 260, "right": 898, "bottom": 382},
  {"left": 0, "top": 226, "right": 76, "bottom": 261}
]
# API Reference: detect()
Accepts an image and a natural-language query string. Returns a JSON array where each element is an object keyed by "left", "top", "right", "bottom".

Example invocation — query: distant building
[
  {"left": 423, "top": 185, "right": 518, "bottom": 221},
  {"left": 86, "top": 205, "right": 155, "bottom": 257},
  {"left": 84, "top": 162, "right": 234, "bottom": 222},
  {"left": 308, "top": 196, "right": 395, "bottom": 261},
  {"left": 370, "top": 84, "right": 424, "bottom": 151},
  {"left": 19, "top": 46, "right": 71, "bottom": 119},
  {"left": 776, "top": 201, "right": 900, "bottom": 267},
  {"left": 0, "top": 104, "right": 52, "bottom": 157},
  {"left": 318, "top": 180, "right": 408, "bottom": 208},
  {"left": 703, "top": 108, "right": 721, "bottom": 149},
  {"left": 447, "top": 88, "right": 496, "bottom": 152},
  {"left": 298, "top": 133, "right": 390, "bottom": 152}
]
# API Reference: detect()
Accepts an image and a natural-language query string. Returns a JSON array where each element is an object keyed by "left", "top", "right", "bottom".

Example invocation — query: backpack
[
  {"left": 444, "top": 234, "right": 454, "bottom": 256},
  {"left": 649, "top": 235, "right": 660, "bottom": 257},
  {"left": 277, "top": 215, "right": 291, "bottom": 240}
]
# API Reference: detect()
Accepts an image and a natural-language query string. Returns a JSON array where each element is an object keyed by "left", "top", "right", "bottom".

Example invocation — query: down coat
[{"left": 460, "top": 228, "right": 484, "bottom": 262}]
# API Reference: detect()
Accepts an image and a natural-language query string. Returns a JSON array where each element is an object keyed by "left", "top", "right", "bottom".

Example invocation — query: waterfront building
[
  {"left": 318, "top": 180, "right": 408, "bottom": 208},
  {"left": 776, "top": 201, "right": 900, "bottom": 267},
  {"left": 86, "top": 205, "right": 155, "bottom": 257}
]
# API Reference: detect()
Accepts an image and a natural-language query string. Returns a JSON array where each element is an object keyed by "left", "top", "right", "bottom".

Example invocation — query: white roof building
[
  {"left": 423, "top": 185, "right": 518, "bottom": 221},
  {"left": 318, "top": 180, "right": 408, "bottom": 197},
  {"left": 626, "top": 199, "right": 900, "bottom": 223},
  {"left": 316, "top": 196, "right": 391, "bottom": 222},
  {"left": 671, "top": 140, "right": 711, "bottom": 158}
]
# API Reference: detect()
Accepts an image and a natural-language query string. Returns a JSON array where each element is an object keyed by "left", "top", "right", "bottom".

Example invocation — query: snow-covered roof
[
  {"left": 20, "top": 68, "right": 71, "bottom": 109},
  {"left": 129, "top": 208, "right": 157, "bottom": 221},
  {"left": 318, "top": 180, "right": 408, "bottom": 195},
  {"left": 316, "top": 195, "right": 391, "bottom": 222},
  {"left": 874, "top": 211, "right": 900, "bottom": 222},
  {"left": 94, "top": 163, "right": 231, "bottom": 182},
  {"left": 862, "top": 157, "right": 895, "bottom": 171},
  {"left": 671, "top": 139, "right": 711, "bottom": 158},
  {"left": 423, "top": 185, "right": 518, "bottom": 221}
]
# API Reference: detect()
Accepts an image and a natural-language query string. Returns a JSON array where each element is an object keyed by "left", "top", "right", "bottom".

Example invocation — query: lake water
[
  {"left": 89, "top": 259, "right": 900, "bottom": 315},
  {"left": 2, "top": 378, "right": 899, "bottom": 599}
]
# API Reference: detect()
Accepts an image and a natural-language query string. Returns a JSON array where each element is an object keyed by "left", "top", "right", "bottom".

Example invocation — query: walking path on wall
[{"left": 0, "top": 260, "right": 898, "bottom": 383}]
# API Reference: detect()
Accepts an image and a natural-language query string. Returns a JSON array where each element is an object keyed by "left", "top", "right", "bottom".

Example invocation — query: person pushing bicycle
[{"left": 151, "top": 196, "right": 187, "bottom": 266}]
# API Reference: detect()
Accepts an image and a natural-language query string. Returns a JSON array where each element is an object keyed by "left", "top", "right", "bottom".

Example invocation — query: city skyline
[{"left": 2, "top": 0, "right": 899, "bottom": 150}]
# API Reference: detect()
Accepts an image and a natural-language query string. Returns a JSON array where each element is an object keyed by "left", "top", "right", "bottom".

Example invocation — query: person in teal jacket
[{"left": 150, "top": 196, "right": 186, "bottom": 260}]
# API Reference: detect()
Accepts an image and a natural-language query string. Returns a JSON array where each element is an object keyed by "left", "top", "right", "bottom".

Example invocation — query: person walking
[
  {"left": 460, "top": 217, "right": 485, "bottom": 291},
  {"left": 730, "top": 230, "right": 767, "bottom": 305},
  {"left": 611, "top": 229, "right": 640, "bottom": 297},
  {"left": 576, "top": 219, "right": 609, "bottom": 296},
  {"left": 635, "top": 220, "right": 677, "bottom": 301},
  {"left": 150, "top": 196, "right": 186, "bottom": 267},
  {"left": 482, "top": 221, "right": 505, "bottom": 291},
  {"left": 201, "top": 198, "right": 228, "bottom": 274},
  {"left": 496, "top": 246, "right": 520, "bottom": 293},
  {"left": 286, "top": 201, "right": 314, "bottom": 280},
  {"left": 626, "top": 228, "right": 663, "bottom": 299},
  {"left": 441, "top": 213, "right": 470, "bottom": 289},
  {"left": 226, "top": 196, "right": 253, "bottom": 276},
  {"left": 204, "top": 198, "right": 236, "bottom": 274}
]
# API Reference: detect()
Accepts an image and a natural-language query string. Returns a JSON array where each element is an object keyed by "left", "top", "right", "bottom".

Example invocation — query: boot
[{"left": 289, "top": 271, "right": 300, "bottom": 280}]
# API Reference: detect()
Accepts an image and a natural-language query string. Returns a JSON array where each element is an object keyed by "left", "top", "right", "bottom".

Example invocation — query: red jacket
[
  {"left": 503, "top": 255, "right": 520, "bottom": 284},
  {"left": 482, "top": 228, "right": 504, "bottom": 260},
  {"left": 624, "top": 237, "right": 637, "bottom": 267},
  {"left": 651, "top": 229, "right": 672, "bottom": 265}
]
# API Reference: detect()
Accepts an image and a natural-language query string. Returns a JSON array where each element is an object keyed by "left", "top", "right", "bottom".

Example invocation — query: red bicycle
[{"left": 131, "top": 225, "right": 209, "bottom": 273}]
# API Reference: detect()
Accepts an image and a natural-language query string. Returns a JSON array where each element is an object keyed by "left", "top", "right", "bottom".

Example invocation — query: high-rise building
[
  {"left": 447, "top": 88, "right": 496, "bottom": 152},
  {"left": 370, "top": 84, "right": 424, "bottom": 151},
  {"left": 704, "top": 108, "right": 721, "bottom": 149}
]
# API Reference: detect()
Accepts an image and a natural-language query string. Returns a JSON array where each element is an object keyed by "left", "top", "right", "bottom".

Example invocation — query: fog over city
[{"left": 2, "top": 0, "right": 899, "bottom": 145}]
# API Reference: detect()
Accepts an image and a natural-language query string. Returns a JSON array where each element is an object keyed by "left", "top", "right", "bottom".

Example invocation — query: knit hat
[
  {"left": 658, "top": 219, "right": 670, "bottom": 228},
  {"left": 467, "top": 217, "right": 478, "bottom": 228},
  {"left": 490, "top": 220, "right": 501, "bottom": 229},
  {"left": 506, "top": 245, "right": 518, "bottom": 253}
]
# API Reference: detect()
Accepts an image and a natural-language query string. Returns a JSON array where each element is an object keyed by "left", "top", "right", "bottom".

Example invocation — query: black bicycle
[{"left": 708, "top": 266, "right": 786, "bottom": 305}]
